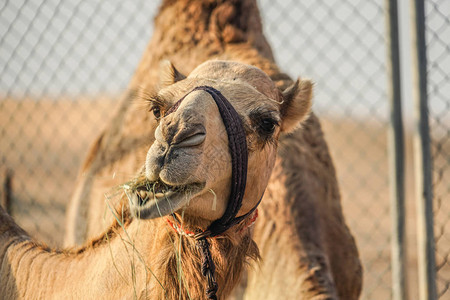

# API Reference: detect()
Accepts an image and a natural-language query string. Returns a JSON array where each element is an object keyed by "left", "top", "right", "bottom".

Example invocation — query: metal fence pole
[
  {"left": 386, "top": 0, "right": 407, "bottom": 298},
  {"left": 411, "top": 0, "right": 437, "bottom": 299}
]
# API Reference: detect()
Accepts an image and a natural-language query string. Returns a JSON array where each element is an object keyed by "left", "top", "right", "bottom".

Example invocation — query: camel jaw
[{"left": 123, "top": 179, "right": 205, "bottom": 219}]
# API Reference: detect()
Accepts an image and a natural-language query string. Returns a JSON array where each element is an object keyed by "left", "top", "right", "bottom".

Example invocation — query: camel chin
[{"left": 125, "top": 179, "right": 205, "bottom": 219}]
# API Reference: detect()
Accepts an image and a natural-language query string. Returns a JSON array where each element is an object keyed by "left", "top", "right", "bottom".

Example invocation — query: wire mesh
[
  {"left": 0, "top": 0, "right": 158, "bottom": 245},
  {"left": 426, "top": 0, "right": 450, "bottom": 298},
  {"left": 260, "top": 0, "right": 392, "bottom": 298},
  {"left": 0, "top": 0, "right": 447, "bottom": 298}
]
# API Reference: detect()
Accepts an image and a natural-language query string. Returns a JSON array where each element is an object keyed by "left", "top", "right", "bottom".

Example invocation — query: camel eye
[
  {"left": 259, "top": 118, "right": 277, "bottom": 135},
  {"left": 151, "top": 106, "right": 162, "bottom": 119}
]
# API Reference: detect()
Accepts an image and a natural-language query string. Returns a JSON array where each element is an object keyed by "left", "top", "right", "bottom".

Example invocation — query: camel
[
  {"left": 0, "top": 60, "right": 313, "bottom": 299},
  {"left": 65, "top": 0, "right": 362, "bottom": 299}
]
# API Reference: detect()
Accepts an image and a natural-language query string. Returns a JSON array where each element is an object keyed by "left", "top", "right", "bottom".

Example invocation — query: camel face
[{"left": 128, "top": 60, "right": 312, "bottom": 221}]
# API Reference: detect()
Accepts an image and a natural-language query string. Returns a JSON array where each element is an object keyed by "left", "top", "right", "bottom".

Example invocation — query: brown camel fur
[
  {"left": 0, "top": 60, "right": 313, "bottom": 299},
  {"left": 65, "top": 0, "right": 362, "bottom": 299},
  {"left": 0, "top": 202, "right": 257, "bottom": 299}
]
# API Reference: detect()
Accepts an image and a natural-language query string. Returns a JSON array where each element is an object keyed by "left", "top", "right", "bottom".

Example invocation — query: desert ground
[{"left": 1, "top": 97, "right": 448, "bottom": 299}]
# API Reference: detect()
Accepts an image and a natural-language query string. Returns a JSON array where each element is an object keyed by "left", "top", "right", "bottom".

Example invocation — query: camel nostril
[
  {"left": 174, "top": 131, "right": 206, "bottom": 147},
  {"left": 172, "top": 124, "right": 206, "bottom": 147}
]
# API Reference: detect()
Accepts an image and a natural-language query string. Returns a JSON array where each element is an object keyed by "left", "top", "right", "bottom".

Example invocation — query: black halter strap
[
  {"left": 192, "top": 86, "right": 253, "bottom": 237},
  {"left": 167, "top": 85, "right": 262, "bottom": 237},
  {"left": 166, "top": 86, "right": 263, "bottom": 299}
]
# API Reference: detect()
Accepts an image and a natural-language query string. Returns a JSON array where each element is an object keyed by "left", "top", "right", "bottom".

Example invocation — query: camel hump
[{"left": 158, "top": 0, "right": 265, "bottom": 44}]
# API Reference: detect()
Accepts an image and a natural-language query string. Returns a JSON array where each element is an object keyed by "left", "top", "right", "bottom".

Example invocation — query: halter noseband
[{"left": 165, "top": 86, "right": 263, "bottom": 299}]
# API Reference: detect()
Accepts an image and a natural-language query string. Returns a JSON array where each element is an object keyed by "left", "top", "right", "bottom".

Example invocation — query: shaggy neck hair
[
  {"left": 71, "top": 201, "right": 260, "bottom": 299},
  {"left": 151, "top": 215, "right": 260, "bottom": 299}
]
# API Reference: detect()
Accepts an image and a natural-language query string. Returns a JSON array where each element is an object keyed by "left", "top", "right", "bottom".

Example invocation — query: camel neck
[
  {"left": 0, "top": 205, "right": 259, "bottom": 299},
  {"left": 153, "top": 216, "right": 259, "bottom": 299}
]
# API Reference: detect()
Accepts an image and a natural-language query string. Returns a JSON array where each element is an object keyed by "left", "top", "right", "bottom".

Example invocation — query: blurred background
[{"left": 0, "top": 0, "right": 448, "bottom": 298}]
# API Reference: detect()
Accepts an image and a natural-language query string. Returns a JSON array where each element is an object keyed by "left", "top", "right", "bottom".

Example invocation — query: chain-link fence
[
  {"left": 427, "top": 0, "right": 450, "bottom": 298},
  {"left": 261, "top": 1, "right": 392, "bottom": 298},
  {"left": 0, "top": 0, "right": 158, "bottom": 244},
  {"left": 0, "top": 0, "right": 448, "bottom": 298}
]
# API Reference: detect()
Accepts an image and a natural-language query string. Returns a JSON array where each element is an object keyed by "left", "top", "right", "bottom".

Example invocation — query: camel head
[{"left": 126, "top": 60, "right": 312, "bottom": 224}]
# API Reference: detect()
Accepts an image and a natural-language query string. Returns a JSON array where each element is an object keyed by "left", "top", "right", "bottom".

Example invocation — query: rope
[{"left": 195, "top": 235, "right": 218, "bottom": 300}]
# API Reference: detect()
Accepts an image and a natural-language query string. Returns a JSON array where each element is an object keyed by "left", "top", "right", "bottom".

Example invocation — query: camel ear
[
  {"left": 280, "top": 78, "right": 313, "bottom": 133},
  {"left": 159, "top": 60, "right": 186, "bottom": 87}
]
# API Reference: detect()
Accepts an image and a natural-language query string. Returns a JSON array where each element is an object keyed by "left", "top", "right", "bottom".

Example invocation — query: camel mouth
[
  {"left": 123, "top": 178, "right": 205, "bottom": 219},
  {"left": 134, "top": 180, "right": 204, "bottom": 205},
  {"left": 134, "top": 181, "right": 176, "bottom": 206}
]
